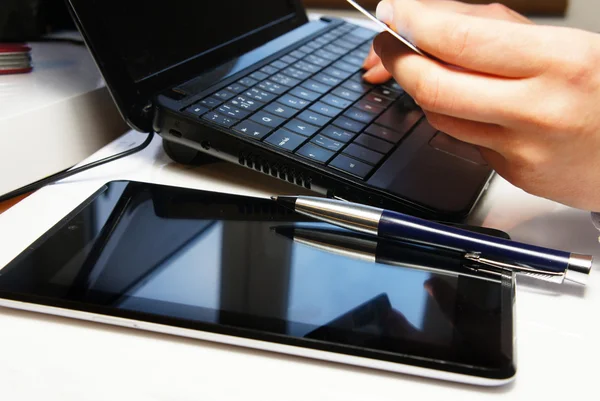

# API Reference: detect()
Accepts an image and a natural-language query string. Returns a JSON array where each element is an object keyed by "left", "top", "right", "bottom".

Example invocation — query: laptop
[{"left": 65, "top": 0, "right": 493, "bottom": 221}]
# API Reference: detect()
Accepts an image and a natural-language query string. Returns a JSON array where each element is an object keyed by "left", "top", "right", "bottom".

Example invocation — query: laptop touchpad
[{"left": 429, "top": 132, "right": 488, "bottom": 166}]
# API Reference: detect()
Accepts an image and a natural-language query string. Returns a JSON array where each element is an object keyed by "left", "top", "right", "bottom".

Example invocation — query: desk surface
[
  {"left": 2, "top": 12, "right": 600, "bottom": 400},
  {"left": 1, "top": 131, "right": 599, "bottom": 400}
]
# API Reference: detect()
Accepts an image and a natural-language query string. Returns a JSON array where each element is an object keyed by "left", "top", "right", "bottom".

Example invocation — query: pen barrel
[{"left": 379, "top": 210, "right": 571, "bottom": 274}]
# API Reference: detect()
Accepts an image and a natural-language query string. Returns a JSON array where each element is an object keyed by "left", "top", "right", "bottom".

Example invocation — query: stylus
[{"left": 271, "top": 196, "right": 592, "bottom": 285}]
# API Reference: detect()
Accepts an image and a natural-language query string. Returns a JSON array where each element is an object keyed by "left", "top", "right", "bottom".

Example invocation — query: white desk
[
  {"left": 2, "top": 12, "right": 600, "bottom": 401},
  {"left": 1, "top": 130, "right": 599, "bottom": 400}
]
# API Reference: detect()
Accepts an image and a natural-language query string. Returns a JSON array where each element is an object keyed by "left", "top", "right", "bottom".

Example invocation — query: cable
[{"left": 0, "top": 132, "right": 155, "bottom": 203}]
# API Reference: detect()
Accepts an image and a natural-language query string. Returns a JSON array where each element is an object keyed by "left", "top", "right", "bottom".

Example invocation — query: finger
[
  {"left": 381, "top": 0, "right": 546, "bottom": 77},
  {"left": 418, "top": 0, "right": 533, "bottom": 24},
  {"left": 374, "top": 33, "right": 523, "bottom": 124},
  {"left": 362, "top": 62, "right": 393, "bottom": 84},
  {"left": 423, "top": 110, "right": 511, "bottom": 152},
  {"left": 363, "top": 46, "right": 381, "bottom": 69}
]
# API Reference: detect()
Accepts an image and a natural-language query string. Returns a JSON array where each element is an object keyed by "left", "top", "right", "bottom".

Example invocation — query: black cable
[{"left": 0, "top": 132, "right": 155, "bottom": 203}]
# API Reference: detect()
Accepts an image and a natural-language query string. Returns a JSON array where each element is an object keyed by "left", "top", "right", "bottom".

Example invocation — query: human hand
[
  {"left": 365, "top": 0, "right": 600, "bottom": 211},
  {"left": 362, "top": 0, "right": 532, "bottom": 84}
]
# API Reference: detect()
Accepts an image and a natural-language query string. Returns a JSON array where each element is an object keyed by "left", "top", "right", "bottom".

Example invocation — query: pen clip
[{"left": 463, "top": 252, "right": 565, "bottom": 284}]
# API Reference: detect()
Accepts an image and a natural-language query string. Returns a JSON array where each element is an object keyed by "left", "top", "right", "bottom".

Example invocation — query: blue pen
[{"left": 272, "top": 196, "right": 592, "bottom": 285}]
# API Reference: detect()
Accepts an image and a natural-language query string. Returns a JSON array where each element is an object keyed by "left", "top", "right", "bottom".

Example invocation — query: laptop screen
[{"left": 93, "top": 0, "right": 298, "bottom": 83}]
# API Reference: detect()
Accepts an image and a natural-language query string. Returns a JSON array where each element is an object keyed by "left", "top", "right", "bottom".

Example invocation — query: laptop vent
[{"left": 239, "top": 152, "right": 312, "bottom": 190}]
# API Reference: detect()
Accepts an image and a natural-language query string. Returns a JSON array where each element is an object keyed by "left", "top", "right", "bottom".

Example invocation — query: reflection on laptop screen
[{"left": 89, "top": 0, "right": 298, "bottom": 82}]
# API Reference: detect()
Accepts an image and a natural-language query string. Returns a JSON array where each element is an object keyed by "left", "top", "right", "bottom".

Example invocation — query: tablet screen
[{"left": 0, "top": 181, "right": 514, "bottom": 379}]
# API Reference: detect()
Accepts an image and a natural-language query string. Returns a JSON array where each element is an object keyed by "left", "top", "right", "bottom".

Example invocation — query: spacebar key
[{"left": 328, "top": 154, "right": 373, "bottom": 179}]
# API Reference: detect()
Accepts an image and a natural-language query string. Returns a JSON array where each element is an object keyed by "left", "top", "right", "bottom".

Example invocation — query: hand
[
  {"left": 362, "top": 0, "right": 532, "bottom": 84},
  {"left": 366, "top": 0, "right": 600, "bottom": 211}
]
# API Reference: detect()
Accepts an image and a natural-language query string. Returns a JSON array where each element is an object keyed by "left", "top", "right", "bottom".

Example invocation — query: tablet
[{"left": 0, "top": 181, "right": 516, "bottom": 385}]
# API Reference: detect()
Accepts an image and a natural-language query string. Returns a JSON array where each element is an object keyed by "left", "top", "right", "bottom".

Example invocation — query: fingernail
[{"left": 376, "top": 1, "right": 394, "bottom": 25}]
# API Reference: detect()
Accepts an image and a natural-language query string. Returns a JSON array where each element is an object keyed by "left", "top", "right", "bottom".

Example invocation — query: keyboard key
[
  {"left": 323, "top": 66, "right": 352, "bottom": 80},
  {"left": 270, "top": 60, "right": 288, "bottom": 69},
  {"left": 344, "top": 108, "right": 377, "bottom": 124},
  {"left": 198, "top": 96, "right": 223, "bottom": 109},
  {"left": 225, "top": 82, "right": 247, "bottom": 94},
  {"left": 341, "top": 79, "right": 372, "bottom": 94},
  {"left": 341, "top": 55, "right": 364, "bottom": 67},
  {"left": 230, "top": 95, "right": 263, "bottom": 111},
  {"left": 264, "top": 102, "right": 298, "bottom": 119},
  {"left": 323, "top": 33, "right": 338, "bottom": 41},
  {"left": 290, "top": 50, "right": 307, "bottom": 59},
  {"left": 353, "top": 134, "right": 394, "bottom": 154},
  {"left": 315, "top": 49, "right": 339, "bottom": 61},
  {"left": 375, "top": 103, "right": 424, "bottom": 133},
  {"left": 290, "top": 87, "right": 320, "bottom": 102},
  {"left": 238, "top": 77, "right": 258, "bottom": 87},
  {"left": 244, "top": 88, "right": 277, "bottom": 103},
  {"left": 321, "top": 125, "right": 356, "bottom": 143},
  {"left": 332, "top": 87, "right": 362, "bottom": 102},
  {"left": 282, "top": 66, "right": 311, "bottom": 80},
  {"left": 311, "top": 134, "right": 344, "bottom": 152},
  {"left": 321, "top": 94, "right": 352, "bottom": 109},
  {"left": 202, "top": 112, "right": 238, "bottom": 128},
  {"left": 309, "top": 102, "right": 343, "bottom": 118},
  {"left": 314, "top": 37, "right": 329, "bottom": 46},
  {"left": 355, "top": 99, "right": 385, "bottom": 115},
  {"left": 372, "top": 86, "right": 401, "bottom": 100},
  {"left": 185, "top": 104, "right": 209, "bottom": 116},
  {"left": 294, "top": 61, "right": 321, "bottom": 74},
  {"left": 217, "top": 103, "right": 251, "bottom": 119},
  {"left": 299, "top": 45, "right": 313, "bottom": 54},
  {"left": 296, "top": 143, "right": 335, "bottom": 164},
  {"left": 297, "top": 110, "right": 331, "bottom": 127},
  {"left": 213, "top": 90, "right": 235, "bottom": 101},
  {"left": 363, "top": 93, "right": 393, "bottom": 107},
  {"left": 281, "top": 55, "right": 298, "bottom": 64},
  {"left": 258, "top": 80, "right": 288, "bottom": 95},
  {"left": 329, "top": 154, "right": 373, "bottom": 179},
  {"left": 332, "top": 39, "right": 356, "bottom": 50},
  {"left": 343, "top": 143, "right": 384, "bottom": 165},
  {"left": 284, "top": 119, "right": 319, "bottom": 137},
  {"left": 324, "top": 44, "right": 347, "bottom": 55},
  {"left": 278, "top": 94, "right": 310, "bottom": 110},
  {"left": 385, "top": 80, "right": 404, "bottom": 92},
  {"left": 270, "top": 73, "right": 300, "bottom": 87},
  {"left": 365, "top": 124, "right": 405, "bottom": 144},
  {"left": 306, "top": 41, "right": 322, "bottom": 50},
  {"left": 312, "top": 72, "right": 342, "bottom": 86},
  {"left": 305, "top": 54, "right": 330, "bottom": 67},
  {"left": 260, "top": 65, "right": 279, "bottom": 75},
  {"left": 250, "top": 71, "right": 269, "bottom": 81},
  {"left": 332, "top": 116, "right": 366, "bottom": 133},
  {"left": 350, "top": 49, "right": 369, "bottom": 60},
  {"left": 344, "top": 34, "right": 366, "bottom": 45},
  {"left": 332, "top": 60, "right": 361, "bottom": 74},
  {"left": 233, "top": 120, "right": 273, "bottom": 140},
  {"left": 301, "top": 79, "right": 332, "bottom": 94},
  {"left": 265, "top": 129, "right": 307, "bottom": 152},
  {"left": 349, "top": 27, "right": 377, "bottom": 40},
  {"left": 250, "top": 111, "right": 286, "bottom": 128}
]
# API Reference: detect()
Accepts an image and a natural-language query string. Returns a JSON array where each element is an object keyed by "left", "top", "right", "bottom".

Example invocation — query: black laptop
[{"left": 65, "top": 0, "right": 492, "bottom": 221}]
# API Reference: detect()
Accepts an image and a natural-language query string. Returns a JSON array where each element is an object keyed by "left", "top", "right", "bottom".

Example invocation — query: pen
[
  {"left": 271, "top": 196, "right": 593, "bottom": 285},
  {"left": 273, "top": 225, "right": 503, "bottom": 283}
]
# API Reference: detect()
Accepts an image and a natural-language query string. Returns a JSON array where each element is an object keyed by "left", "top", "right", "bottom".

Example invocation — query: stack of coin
[{"left": 0, "top": 44, "right": 32, "bottom": 75}]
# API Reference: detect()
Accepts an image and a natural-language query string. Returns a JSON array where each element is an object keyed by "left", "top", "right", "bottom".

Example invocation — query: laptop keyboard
[{"left": 183, "top": 23, "right": 424, "bottom": 180}]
